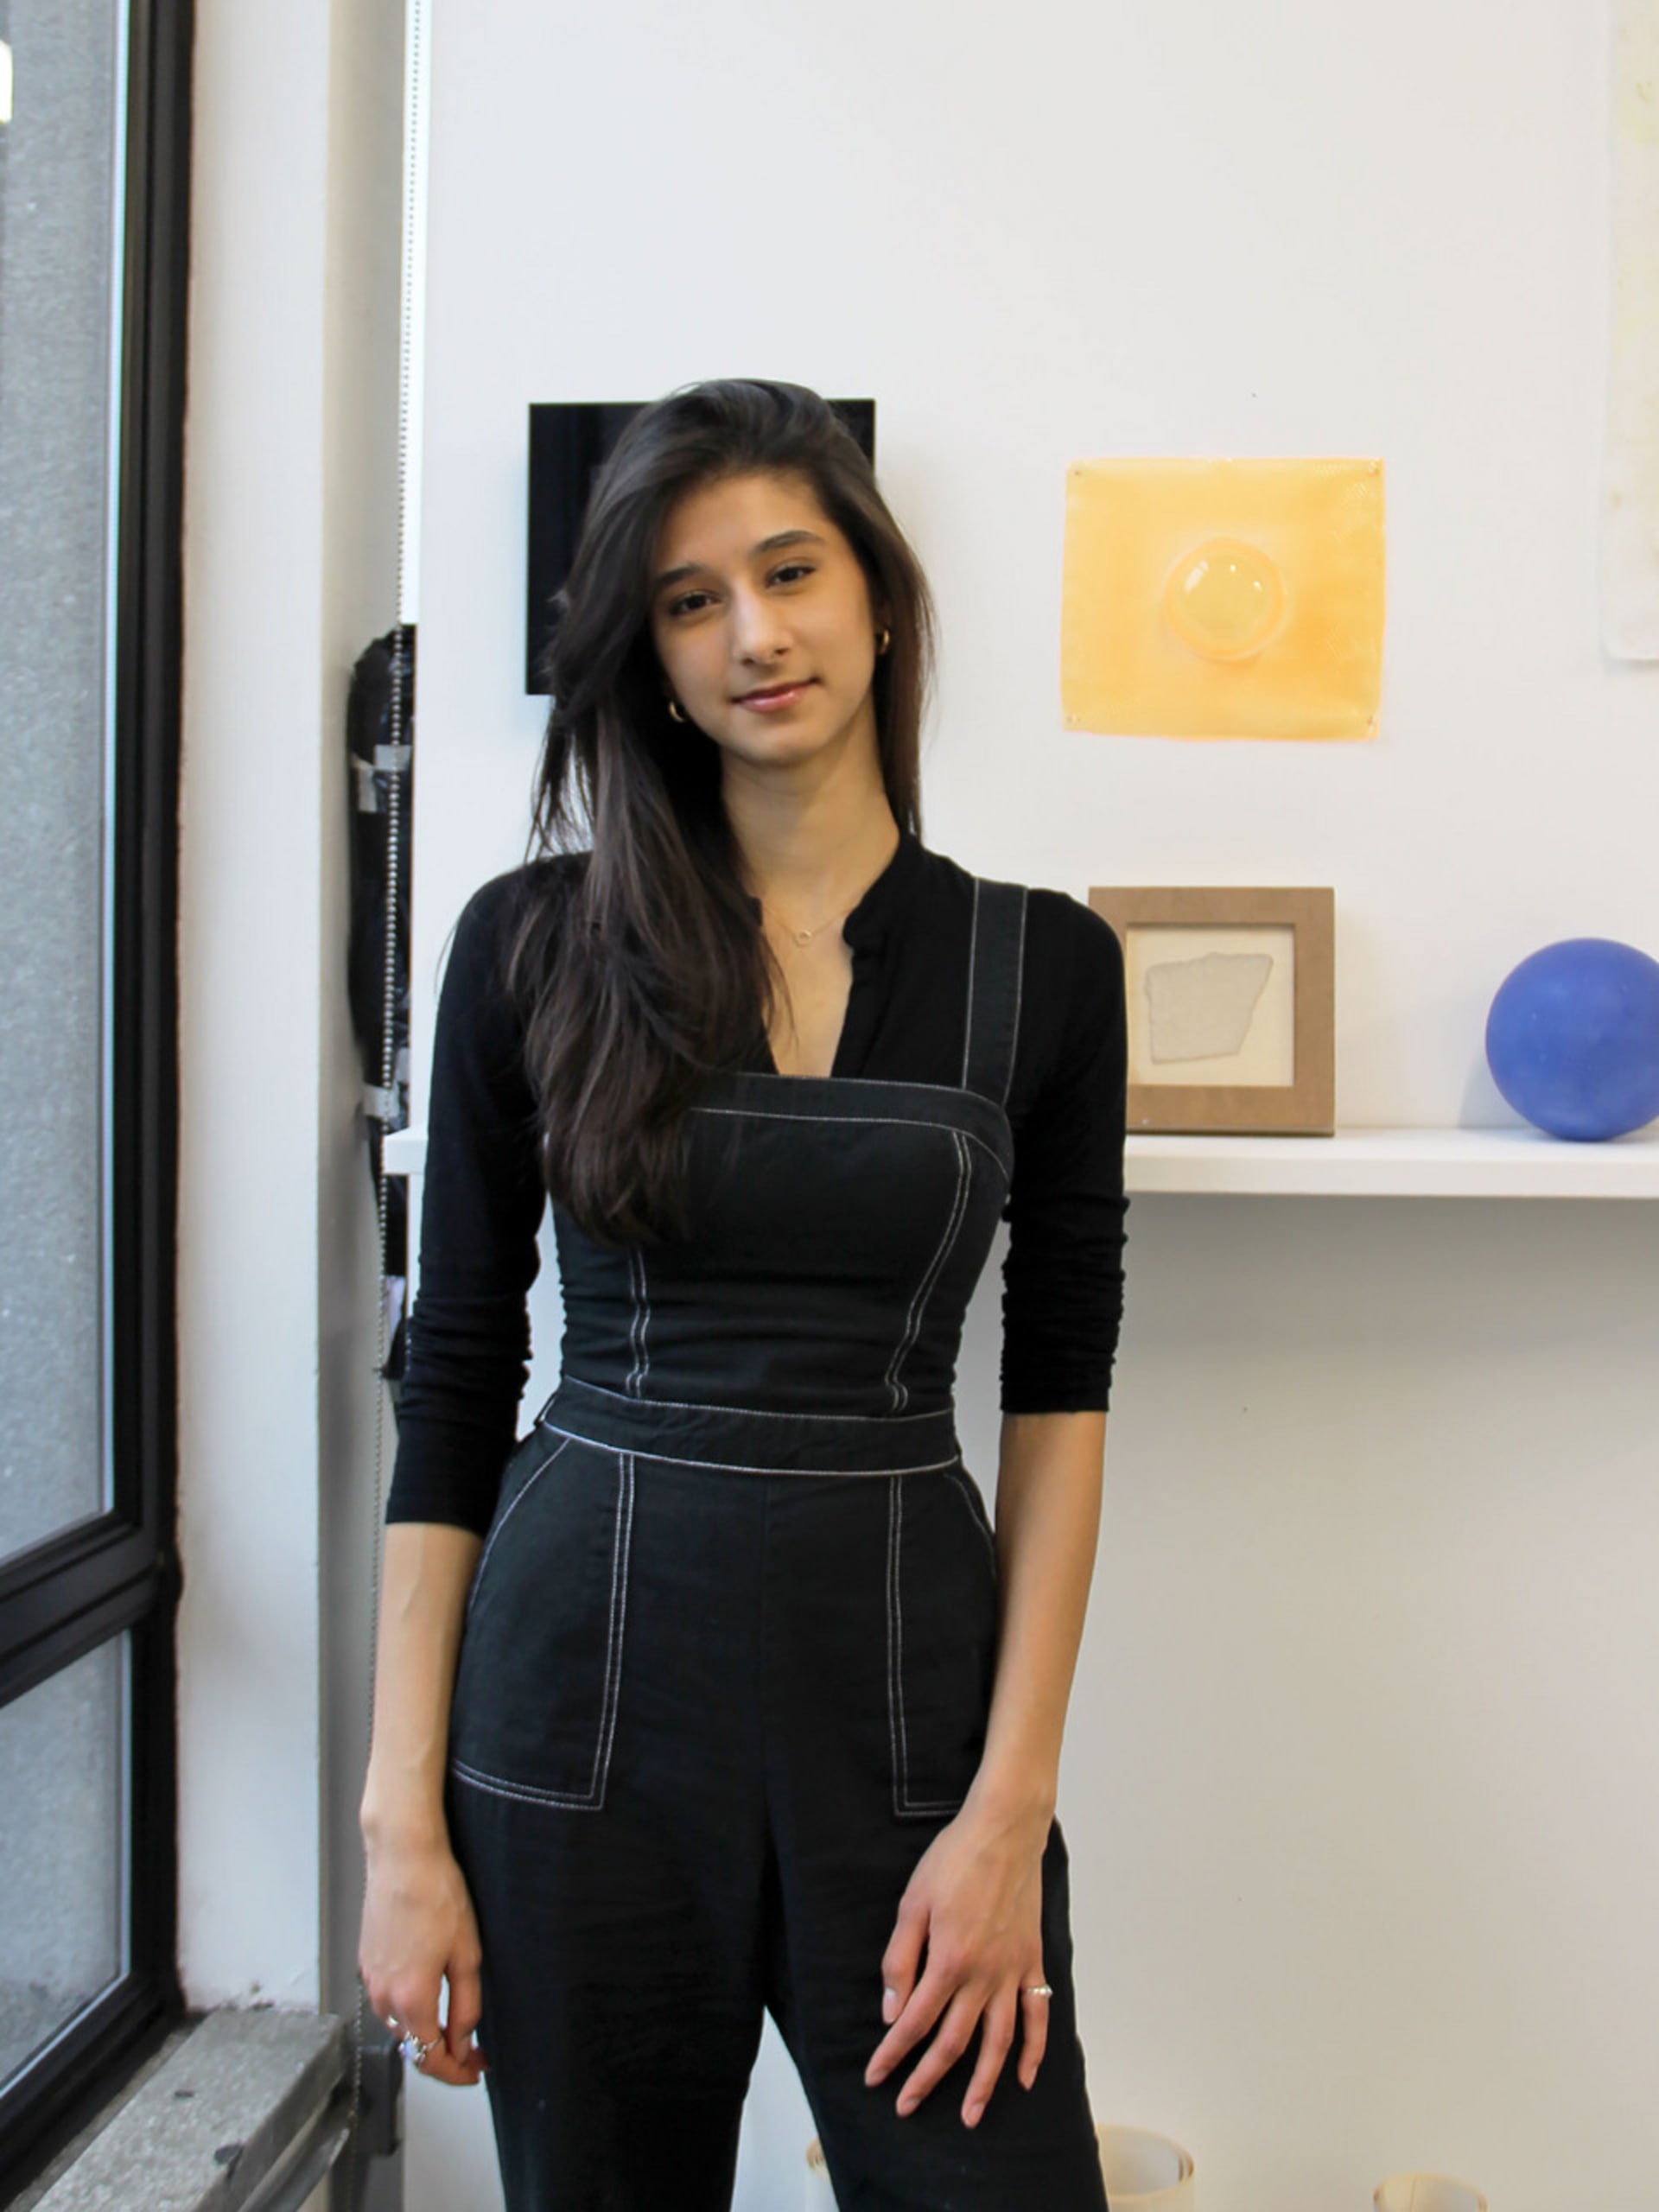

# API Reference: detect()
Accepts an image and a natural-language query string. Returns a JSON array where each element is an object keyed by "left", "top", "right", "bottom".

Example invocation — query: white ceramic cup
[
  {"left": 1096, "top": 2122, "right": 1196, "bottom": 2209},
  {"left": 1375, "top": 2175, "right": 1488, "bottom": 2212}
]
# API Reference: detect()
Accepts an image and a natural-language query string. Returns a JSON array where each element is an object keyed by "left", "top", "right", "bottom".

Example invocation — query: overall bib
[{"left": 445, "top": 878, "right": 1109, "bottom": 2212}]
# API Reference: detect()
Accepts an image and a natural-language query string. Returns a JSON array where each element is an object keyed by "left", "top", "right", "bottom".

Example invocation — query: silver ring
[
  {"left": 1023, "top": 1983, "right": 1054, "bottom": 1999},
  {"left": 398, "top": 2031, "right": 439, "bottom": 2066}
]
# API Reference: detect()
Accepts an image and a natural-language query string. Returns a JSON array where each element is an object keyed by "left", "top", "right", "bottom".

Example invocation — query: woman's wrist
[
  {"left": 962, "top": 1758, "right": 1057, "bottom": 1841},
  {"left": 359, "top": 1777, "right": 450, "bottom": 1854}
]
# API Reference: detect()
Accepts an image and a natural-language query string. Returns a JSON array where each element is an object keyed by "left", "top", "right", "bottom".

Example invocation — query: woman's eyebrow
[{"left": 652, "top": 529, "right": 826, "bottom": 596}]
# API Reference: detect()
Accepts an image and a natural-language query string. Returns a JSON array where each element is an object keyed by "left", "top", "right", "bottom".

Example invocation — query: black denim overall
[{"left": 445, "top": 879, "right": 1109, "bottom": 2212}]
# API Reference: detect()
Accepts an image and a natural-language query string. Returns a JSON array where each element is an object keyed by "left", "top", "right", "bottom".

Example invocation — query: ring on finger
[
  {"left": 1022, "top": 1983, "right": 1053, "bottom": 1999},
  {"left": 398, "top": 2031, "right": 440, "bottom": 2067}
]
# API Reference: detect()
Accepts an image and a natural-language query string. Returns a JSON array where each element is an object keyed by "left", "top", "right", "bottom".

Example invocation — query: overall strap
[{"left": 959, "top": 876, "right": 1028, "bottom": 1108}]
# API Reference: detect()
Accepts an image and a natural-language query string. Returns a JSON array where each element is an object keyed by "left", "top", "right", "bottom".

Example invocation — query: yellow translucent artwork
[{"left": 1061, "top": 457, "right": 1385, "bottom": 741}]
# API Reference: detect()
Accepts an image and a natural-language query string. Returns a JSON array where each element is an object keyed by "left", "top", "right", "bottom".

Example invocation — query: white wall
[
  {"left": 178, "top": 0, "right": 401, "bottom": 2140},
  {"left": 399, "top": 3, "right": 1659, "bottom": 2207}
]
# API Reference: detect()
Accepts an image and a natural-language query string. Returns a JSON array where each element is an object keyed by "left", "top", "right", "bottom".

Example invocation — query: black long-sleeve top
[{"left": 386, "top": 829, "right": 1129, "bottom": 1534}]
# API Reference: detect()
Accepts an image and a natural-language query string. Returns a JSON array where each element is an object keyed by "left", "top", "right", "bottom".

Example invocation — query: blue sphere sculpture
[{"left": 1485, "top": 938, "right": 1659, "bottom": 1141}]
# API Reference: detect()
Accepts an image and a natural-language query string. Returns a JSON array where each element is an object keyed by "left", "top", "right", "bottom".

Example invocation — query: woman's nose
[{"left": 730, "top": 588, "right": 790, "bottom": 659}]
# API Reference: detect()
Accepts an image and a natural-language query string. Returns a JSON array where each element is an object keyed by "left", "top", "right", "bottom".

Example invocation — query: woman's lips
[{"left": 735, "top": 681, "right": 814, "bottom": 711}]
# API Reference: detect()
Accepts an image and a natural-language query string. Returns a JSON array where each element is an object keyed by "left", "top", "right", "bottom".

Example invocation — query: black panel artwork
[{"left": 525, "top": 399, "right": 877, "bottom": 694}]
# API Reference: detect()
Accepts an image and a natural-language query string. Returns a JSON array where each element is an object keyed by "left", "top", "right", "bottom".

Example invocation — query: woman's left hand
[{"left": 863, "top": 1789, "right": 1052, "bottom": 2128}]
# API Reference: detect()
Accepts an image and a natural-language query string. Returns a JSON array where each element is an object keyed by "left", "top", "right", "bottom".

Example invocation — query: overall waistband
[{"left": 534, "top": 1375, "right": 963, "bottom": 1478}]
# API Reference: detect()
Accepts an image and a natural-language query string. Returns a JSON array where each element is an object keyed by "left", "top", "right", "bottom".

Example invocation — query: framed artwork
[
  {"left": 1087, "top": 886, "right": 1336, "bottom": 1134},
  {"left": 524, "top": 398, "right": 877, "bottom": 693}
]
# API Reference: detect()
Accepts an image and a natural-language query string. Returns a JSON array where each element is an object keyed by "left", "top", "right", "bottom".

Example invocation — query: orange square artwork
[{"left": 1060, "top": 457, "right": 1385, "bottom": 741}]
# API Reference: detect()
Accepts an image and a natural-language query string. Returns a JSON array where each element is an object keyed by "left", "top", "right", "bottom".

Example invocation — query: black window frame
[{"left": 0, "top": 0, "right": 192, "bottom": 2190}]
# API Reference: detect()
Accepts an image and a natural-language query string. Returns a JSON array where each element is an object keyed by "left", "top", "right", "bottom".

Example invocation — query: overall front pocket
[
  {"left": 448, "top": 1433, "right": 634, "bottom": 1812},
  {"left": 886, "top": 1466, "right": 1000, "bottom": 1820}
]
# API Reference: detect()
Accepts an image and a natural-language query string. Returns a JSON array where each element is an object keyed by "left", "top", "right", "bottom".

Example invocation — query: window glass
[
  {"left": 0, "top": 0, "right": 126, "bottom": 1560},
  {"left": 0, "top": 1636, "right": 126, "bottom": 2086}
]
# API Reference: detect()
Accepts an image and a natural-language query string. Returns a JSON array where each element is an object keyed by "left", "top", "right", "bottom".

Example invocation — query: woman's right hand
[
  {"left": 359, "top": 1827, "right": 489, "bottom": 2088},
  {"left": 359, "top": 1523, "right": 487, "bottom": 2085}
]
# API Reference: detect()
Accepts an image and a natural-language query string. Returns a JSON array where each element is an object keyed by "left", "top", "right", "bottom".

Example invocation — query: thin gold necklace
[{"left": 761, "top": 897, "right": 853, "bottom": 948}]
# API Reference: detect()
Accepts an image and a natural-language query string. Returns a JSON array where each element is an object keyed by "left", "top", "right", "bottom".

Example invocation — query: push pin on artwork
[
  {"left": 1062, "top": 458, "right": 1385, "bottom": 741},
  {"left": 1089, "top": 887, "right": 1335, "bottom": 1135}
]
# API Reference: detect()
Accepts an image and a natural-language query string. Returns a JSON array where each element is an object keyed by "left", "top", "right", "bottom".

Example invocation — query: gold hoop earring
[
  {"left": 666, "top": 696, "right": 688, "bottom": 723},
  {"left": 875, "top": 627, "right": 892, "bottom": 657}
]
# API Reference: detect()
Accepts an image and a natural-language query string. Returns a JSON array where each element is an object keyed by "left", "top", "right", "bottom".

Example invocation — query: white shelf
[
  {"left": 382, "top": 1121, "right": 1659, "bottom": 1198},
  {"left": 1125, "top": 1125, "right": 1659, "bottom": 1198}
]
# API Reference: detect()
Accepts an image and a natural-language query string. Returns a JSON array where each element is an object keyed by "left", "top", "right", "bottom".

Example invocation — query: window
[{"left": 0, "top": 0, "right": 190, "bottom": 2190}]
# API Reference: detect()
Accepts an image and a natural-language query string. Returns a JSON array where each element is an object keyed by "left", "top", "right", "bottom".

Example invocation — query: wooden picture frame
[{"left": 1087, "top": 887, "right": 1336, "bottom": 1135}]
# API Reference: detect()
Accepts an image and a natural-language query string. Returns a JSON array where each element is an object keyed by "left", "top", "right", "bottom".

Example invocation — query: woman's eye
[{"left": 665, "top": 564, "right": 811, "bottom": 617}]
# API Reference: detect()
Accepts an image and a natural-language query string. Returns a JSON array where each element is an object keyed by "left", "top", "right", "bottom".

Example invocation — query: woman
[{"left": 358, "top": 378, "right": 1128, "bottom": 2211}]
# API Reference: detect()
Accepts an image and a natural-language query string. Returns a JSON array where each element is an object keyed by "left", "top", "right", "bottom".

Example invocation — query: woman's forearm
[
  {"left": 965, "top": 1410, "right": 1107, "bottom": 1827},
  {"left": 359, "top": 1521, "right": 483, "bottom": 1847}
]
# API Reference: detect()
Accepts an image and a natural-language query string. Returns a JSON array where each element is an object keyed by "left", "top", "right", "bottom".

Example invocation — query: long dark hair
[{"left": 506, "top": 378, "right": 937, "bottom": 1249}]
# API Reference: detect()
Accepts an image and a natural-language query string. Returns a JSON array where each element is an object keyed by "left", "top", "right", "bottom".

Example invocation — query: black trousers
[{"left": 446, "top": 1433, "right": 1109, "bottom": 2212}]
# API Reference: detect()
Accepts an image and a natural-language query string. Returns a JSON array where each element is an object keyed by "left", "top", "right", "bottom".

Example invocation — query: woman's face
[{"left": 647, "top": 468, "right": 885, "bottom": 777}]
